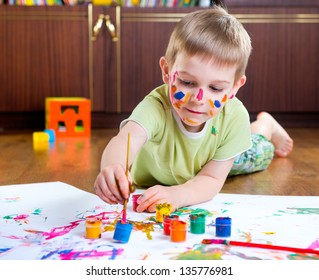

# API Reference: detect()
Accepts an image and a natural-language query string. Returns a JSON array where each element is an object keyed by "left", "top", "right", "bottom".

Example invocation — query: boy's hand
[
  {"left": 94, "top": 164, "right": 132, "bottom": 205},
  {"left": 136, "top": 185, "right": 179, "bottom": 213}
]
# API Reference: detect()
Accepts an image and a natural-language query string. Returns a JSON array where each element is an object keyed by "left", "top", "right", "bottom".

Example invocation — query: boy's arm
[
  {"left": 175, "top": 158, "right": 235, "bottom": 208},
  {"left": 94, "top": 121, "right": 147, "bottom": 204},
  {"left": 137, "top": 158, "right": 235, "bottom": 212}
]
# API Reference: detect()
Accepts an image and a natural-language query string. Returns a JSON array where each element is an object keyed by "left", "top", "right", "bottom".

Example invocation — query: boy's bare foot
[{"left": 257, "top": 112, "right": 294, "bottom": 157}]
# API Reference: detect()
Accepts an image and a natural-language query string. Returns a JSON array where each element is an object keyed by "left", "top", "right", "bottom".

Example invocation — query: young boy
[{"left": 94, "top": 6, "right": 293, "bottom": 212}]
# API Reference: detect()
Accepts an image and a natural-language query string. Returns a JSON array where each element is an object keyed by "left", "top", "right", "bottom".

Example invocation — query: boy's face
[{"left": 161, "top": 52, "right": 246, "bottom": 133}]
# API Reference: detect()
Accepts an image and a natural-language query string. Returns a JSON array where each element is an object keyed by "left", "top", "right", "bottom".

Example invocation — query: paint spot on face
[
  {"left": 209, "top": 99, "right": 215, "bottom": 108},
  {"left": 185, "top": 118, "right": 199, "bottom": 125},
  {"left": 229, "top": 94, "right": 234, "bottom": 99},
  {"left": 174, "top": 91, "right": 185, "bottom": 100},
  {"left": 171, "top": 85, "right": 177, "bottom": 94},
  {"left": 196, "top": 88, "right": 203, "bottom": 101},
  {"left": 214, "top": 100, "right": 221, "bottom": 108},
  {"left": 222, "top": 94, "right": 227, "bottom": 103}
]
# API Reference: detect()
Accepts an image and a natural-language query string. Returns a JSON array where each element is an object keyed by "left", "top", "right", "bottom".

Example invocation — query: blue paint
[
  {"left": 214, "top": 100, "right": 221, "bottom": 108},
  {"left": 113, "top": 221, "right": 133, "bottom": 243},
  {"left": 0, "top": 247, "right": 11, "bottom": 254},
  {"left": 174, "top": 91, "right": 185, "bottom": 100},
  {"left": 215, "top": 217, "right": 232, "bottom": 237}
]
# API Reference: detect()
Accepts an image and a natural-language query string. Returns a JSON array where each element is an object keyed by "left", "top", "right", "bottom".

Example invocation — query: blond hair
[{"left": 165, "top": 6, "right": 252, "bottom": 82}]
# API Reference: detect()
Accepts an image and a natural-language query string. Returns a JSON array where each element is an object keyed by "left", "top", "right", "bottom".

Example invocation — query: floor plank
[{"left": 1, "top": 128, "right": 318, "bottom": 196}]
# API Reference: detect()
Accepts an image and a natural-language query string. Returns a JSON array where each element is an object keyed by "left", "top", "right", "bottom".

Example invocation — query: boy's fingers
[
  {"left": 93, "top": 180, "right": 118, "bottom": 204},
  {"left": 117, "top": 175, "right": 130, "bottom": 200},
  {"left": 100, "top": 168, "right": 124, "bottom": 203},
  {"left": 136, "top": 187, "right": 160, "bottom": 212}
]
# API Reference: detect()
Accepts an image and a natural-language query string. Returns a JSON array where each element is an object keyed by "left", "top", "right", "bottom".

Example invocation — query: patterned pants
[{"left": 229, "top": 134, "right": 275, "bottom": 176}]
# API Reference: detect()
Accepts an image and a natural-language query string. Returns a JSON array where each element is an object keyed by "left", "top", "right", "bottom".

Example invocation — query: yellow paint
[
  {"left": 209, "top": 99, "right": 215, "bottom": 108},
  {"left": 185, "top": 118, "right": 199, "bottom": 125},
  {"left": 85, "top": 217, "right": 102, "bottom": 239},
  {"left": 155, "top": 203, "right": 172, "bottom": 223}
]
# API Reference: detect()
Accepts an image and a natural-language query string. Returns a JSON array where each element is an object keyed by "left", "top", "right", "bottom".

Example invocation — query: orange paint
[
  {"left": 170, "top": 220, "right": 187, "bottom": 242},
  {"left": 185, "top": 118, "right": 199, "bottom": 125},
  {"left": 209, "top": 99, "right": 215, "bottom": 108},
  {"left": 222, "top": 94, "right": 227, "bottom": 103},
  {"left": 171, "top": 85, "right": 177, "bottom": 93},
  {"left": 183, "top": 92, "right": 190, "bottom": 103},
  {"left": 85, "top": 217, "right": 102, "bottom": 239}
]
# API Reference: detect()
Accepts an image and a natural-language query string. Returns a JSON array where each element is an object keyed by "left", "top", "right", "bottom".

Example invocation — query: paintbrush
[
  {"left": 122, "top": 132, "right": 131, "bottom": 224},
  {"left": 202, "top": 239, "right": 319, "bottom": 255}
]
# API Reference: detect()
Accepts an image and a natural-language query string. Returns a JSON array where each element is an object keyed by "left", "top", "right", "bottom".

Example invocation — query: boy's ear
[
  {"left": 159, "top": 56, "right": 170, "bottom": 84},
  {"left": 229, "top": 75, "right": 246, "bottom": 99}
]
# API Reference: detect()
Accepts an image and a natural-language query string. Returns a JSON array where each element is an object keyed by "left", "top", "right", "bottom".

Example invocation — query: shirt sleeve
[{"left": 120, "top": 87, "right": 167, "bottom": 142}]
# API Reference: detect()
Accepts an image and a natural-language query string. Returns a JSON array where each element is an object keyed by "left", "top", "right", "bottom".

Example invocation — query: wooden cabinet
[
  {"left": 0, "top": 2, "right": 318, "bottom": 130},
  {"left": 0, "top": 5, "right": 120, "bottom": 129},
  {"left": 0, "top": 6, "right": 92, "bottom": 112}
]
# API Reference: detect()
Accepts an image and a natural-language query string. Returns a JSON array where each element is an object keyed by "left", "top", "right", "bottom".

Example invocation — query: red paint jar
[{"left": 163, "top": 215, "right": 179, "bottom": 235}]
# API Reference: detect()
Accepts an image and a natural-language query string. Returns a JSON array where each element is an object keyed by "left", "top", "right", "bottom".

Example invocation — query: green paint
[
  {"left": 287, "top": 254, "right": 319, "bottom": 260},
  {"left": 32, "top": 208, "right": 42, "bottom": 215},
  {"left": 288, "top": 208, "right": 319, "bottom": 215},
  {"left": 3, "top": 214, "right": 16, "bottom": 220},
  {"left": 276, "top": 208, "right": 319, "bottom": 215},
  {"left": 172, "top": 207, "right": 213, "bottom": 217},
  {"left": 173, "top": 246, "right": 223, "bottom": 260}
]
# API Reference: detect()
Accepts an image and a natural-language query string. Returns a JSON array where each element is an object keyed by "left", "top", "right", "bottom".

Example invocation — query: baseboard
[{"left": 0, "top": 111, "right": 318, "bottom": 132}]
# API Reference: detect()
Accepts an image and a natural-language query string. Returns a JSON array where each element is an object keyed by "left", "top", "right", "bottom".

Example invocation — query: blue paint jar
[
  {"left": 215, "top": 217, "right": 232, "bottom": 237},
  {"left": 113, "top": 221, "right": 133, "bottom": 243}
]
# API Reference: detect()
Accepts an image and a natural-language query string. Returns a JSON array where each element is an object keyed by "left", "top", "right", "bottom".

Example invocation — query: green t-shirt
[{"left": 121, "top": 84, "right": 251, "bottom": 187}]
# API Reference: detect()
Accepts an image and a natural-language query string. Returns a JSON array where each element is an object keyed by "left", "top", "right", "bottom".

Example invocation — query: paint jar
[
  {"left": 113, "top": 220, "right": 133, "bottom": 243},
  {"left": 170, "top": 220, "right": 187, "bottom": 242},
  {"left": 163, "top": 215, "right": 179, "bottom": 235},
  {"left": 215, "top": 217, "right": 232, "bottom": 237},
  {"left": 155, "top": 203, "right": 172, "bottom": 223},
  {"left": 189, "top": 214, "right": 206, "bottom": 234},
  {"left": 85, "top": 217, "right": 102, "bottom": 239},
  {"left": 132, "top": 194, "right": 142, "bottom": 212}
]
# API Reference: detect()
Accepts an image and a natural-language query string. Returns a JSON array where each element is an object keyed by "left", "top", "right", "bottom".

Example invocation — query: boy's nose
[{"left": 189, "top": 88, "right": 205, "bottom": 103}]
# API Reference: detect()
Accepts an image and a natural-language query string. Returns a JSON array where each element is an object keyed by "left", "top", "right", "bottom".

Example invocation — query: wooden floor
[{"left": 0, "top": 128, "right": 318, "bottom": 197}]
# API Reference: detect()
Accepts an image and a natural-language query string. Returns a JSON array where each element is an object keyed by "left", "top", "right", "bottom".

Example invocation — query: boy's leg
[
  {"left": 229, "top": 134, "right": 274, "bottom": 176},
  {"left": 251, "top": 112, "right": 293, "bottom": 158},
  {"left": 229, "top": 112, "right": 293, "bottom": 177}
]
